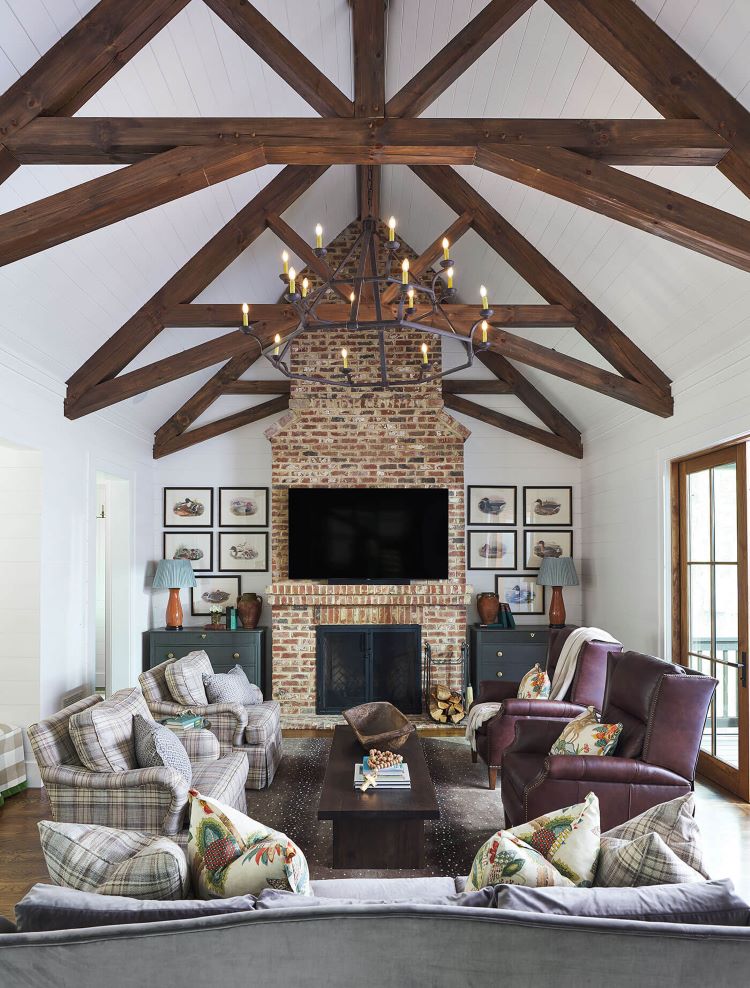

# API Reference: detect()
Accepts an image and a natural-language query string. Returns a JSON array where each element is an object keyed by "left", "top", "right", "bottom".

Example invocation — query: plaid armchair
[
  {"left": 28, "top": 692, "right": 248, "bottom": 837},
  {"left": 139, "top": 657, "right": 282, "bottom": 790}
]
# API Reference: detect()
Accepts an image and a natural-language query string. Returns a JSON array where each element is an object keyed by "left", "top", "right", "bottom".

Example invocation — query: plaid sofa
[
  {"left": 139, "top": 659, "right": 282, "bottom": 790},
  {"left": 27, "top": 692, "right": 248, "bottom": 837}
]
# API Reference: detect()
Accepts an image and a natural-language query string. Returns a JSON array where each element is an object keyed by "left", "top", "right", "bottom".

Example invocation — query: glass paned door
[{"left": 677, "top": 444, "right": 749, "bottom": 799}]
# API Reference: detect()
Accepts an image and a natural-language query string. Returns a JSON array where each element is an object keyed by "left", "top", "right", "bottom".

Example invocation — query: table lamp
[
  {"left": 152, "top": 559, "right": 196, "bottom": 631},
  {"left": 537, "top": 556, "right": 578, "bottom": 629}
]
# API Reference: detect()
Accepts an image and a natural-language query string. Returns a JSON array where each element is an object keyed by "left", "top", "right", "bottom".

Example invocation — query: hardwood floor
[{"left": 1, "top": 778, "right": 748, "bottom": 921}]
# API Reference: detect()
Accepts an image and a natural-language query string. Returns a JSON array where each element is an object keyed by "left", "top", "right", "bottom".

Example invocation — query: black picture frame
[
  {"left": 190, "top": 575, "right": 242, "bottom": 616},
  {"left": 523, "top": 486, "right": 573, "bottom": 527},
  {"left": 218, "top": 487, "right": 269, "bottom": 527},
  {"left": 163, "top": 487, "right": 213, "bottom": 528},
  {"left": 218, "top": 531, "right": 269, "bottom": 572},
  {"left": 523, "top": 529, "right": 574, "bottom": 570},
  {"left": 466, "top": 485, "right": 517, "bottom": 526},
  {"left": 162, "top": 531, "right": 213, "bottom": 573},
  {"left": 495, "top": 573, "right": 546, "bottom": 616},
  {"left": 467, "top": 529, "right": 517, "bottom": 570}
]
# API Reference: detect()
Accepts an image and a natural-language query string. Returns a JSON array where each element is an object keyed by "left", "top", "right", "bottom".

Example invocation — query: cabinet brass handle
[
  {"left": 233, "top": 652, "right": 240, "bottom": 660},
  {"left": 530, "top": 633, "right": 535, "bottom": 638},
  {"left": 496, "top": 671, "right": 503, "bottom": 678},
  {"left": 201, "top": 633, "right": 207, "bottom": 640},
  {"left": 496, "top": 650, "right": 503, "bottom": 657},
  {"left": 167, "top": 652, "right": 175, "bottom": 659}
]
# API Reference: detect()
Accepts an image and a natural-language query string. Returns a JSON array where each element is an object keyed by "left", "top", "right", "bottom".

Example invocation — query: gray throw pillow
[
  {"left": 255, "top": 888, "right": 495, "bottom": 910},
  {"left": 203, "top": 665, "right": 263, "bottom": 705},
  {"left": 133, "top": 714, "right": 192, "bottom": 784},
  {"left": 15, "top": 884, "right": 257, "bottom": 933},
  {"left": 492, "top": 879, "right": 750, "bottom": 926}
]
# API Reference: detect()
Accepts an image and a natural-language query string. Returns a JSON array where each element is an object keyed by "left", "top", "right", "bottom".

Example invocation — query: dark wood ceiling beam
[
  {"left": 352, "top": 0, "right": 386, "bottom": 219},
  {"left": 413, "top": 165, "right": 672, "bottom": 397},
  {"left": 444, "top": 394, "right": 583, "bottom": 458},
  {"left": 476, "top": 144, "right": 750, "bottom": 274},
  {"left": 154, "top": 352, "right": 260, "bottom": 448},
  {"left": 0, "top": 142, "right": 266, "bottom": 268},
  {"left": 381, "top": 211, "right": 473, "bottom": 304},
  {"left": 65, "top": 164, "right": 326, "bottom": 406},
  {"left": 203, "top": 0, "right": 352, "bottom": 118},
  {"left": 0, "top": 148, "right": 17, "bottom": 185},
  {"left": 441, "top": 379, "right": 512, "bottom": 395},
  {"left": 545, "top": 0, "right": 750, "bottom": 199},
  {"left": 264, "top": 212, "right": 352, "bottom": 301},
  {"left": 154, "top": 396, "right": 290, "bottom": 459},
  {"left": 386, "top": 0, "right": 535, "bottom": 118},
  {"left": 223, "top": 380, "right": 292, "bottom": 395}
]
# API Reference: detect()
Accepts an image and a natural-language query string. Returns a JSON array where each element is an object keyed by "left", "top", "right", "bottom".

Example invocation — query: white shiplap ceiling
[{"left": 1, "top": 0, "right": 750, "bottom": 444}]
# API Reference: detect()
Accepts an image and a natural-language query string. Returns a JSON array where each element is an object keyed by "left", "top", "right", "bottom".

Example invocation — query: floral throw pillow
[
  {"left": 549, "top": 705, "right": 622, "bottom": 756},
  {"left": 508, "top": 792, "right": 601, "bottom": 887},
  {"left": 467, "top": 831, "right": 574, "bottom": 892},
  {"left": 517, "top": 663, "right": 551, "bottom": 700},
  {"left": 187, "top": 790, "right": 311, "bottom": 899}
]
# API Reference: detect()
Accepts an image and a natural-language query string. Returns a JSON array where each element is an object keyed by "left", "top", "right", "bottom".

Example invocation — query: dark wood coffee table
[{"left": 317, "top": 725, "right": 440, "bottom": 869}]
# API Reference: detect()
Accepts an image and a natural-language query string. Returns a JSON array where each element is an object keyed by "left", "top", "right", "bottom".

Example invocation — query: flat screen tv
[{"left": 288, "top": 487, "right": 449, "bottom": 582}]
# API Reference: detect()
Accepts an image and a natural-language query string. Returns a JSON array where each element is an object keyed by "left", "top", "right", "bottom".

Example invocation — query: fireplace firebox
[{"left": 316, "top": 625, "right": 422, "bottom": 714}]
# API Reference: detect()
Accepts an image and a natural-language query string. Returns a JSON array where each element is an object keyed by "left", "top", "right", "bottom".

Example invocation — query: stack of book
[
  {"left": 159, "top": 713, "right": 205, "bottom": 731},
  {"left": 354, "top": 756, "right": 411, "bottom": 790}
]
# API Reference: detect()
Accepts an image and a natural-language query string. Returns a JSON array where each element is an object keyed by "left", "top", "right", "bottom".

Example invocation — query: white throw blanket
[{"left": 464, "top": 627, "right": 619, "bottom": 751}]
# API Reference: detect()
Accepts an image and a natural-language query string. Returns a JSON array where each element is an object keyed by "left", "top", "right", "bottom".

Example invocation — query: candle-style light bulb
[
  {"left": 421, "top": 341, "right": 428, "bottom": 365},
  {"left": 349, "top": 291, "right": 356, "bottom": 304},
  {"left": 288, "top": 267, "right": 296, "bottom": 295},
  {"left": 282, "top": 250, "right": 289, "bottom": 275},
  {"left": 401, "top": 257, "right": 409, "bottom": 285},
  {"left": 480, "top": 284, "right": 489, "bottom": 310},
  {"left": 241, "top": 302, "right": 249, "bottom": 327},
  {"left": 301, "top": 277, "right": 309, "bottom": 298},
  {"left": 407, "top": 288, "right": 415, "bottom": 310},
  {"left": 481, "top": 319, "right": 488, "bottom": 344},
  {"left": 274, "top": 333, "right": 281, "bottom": 356},
  {"left": 315, "top": 223, "right": 323, "bottom": 249},
  {"left": 446, "top": 266, "right": 454, "bottom": 290},
  {"left": 442, "top": 237, "right": 450, "bottom": 260},
  {"left": 341, "top": 347, "right": 348, "bottom": 369},
  {"left": 388, "top": 216, "right": 396, "bottom": 242}
]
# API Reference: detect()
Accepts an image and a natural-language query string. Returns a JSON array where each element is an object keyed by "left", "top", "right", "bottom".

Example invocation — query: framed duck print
[
  {"left": 496, "top": 573, "right": 546, "bottom": 616},
  {"left": 218, "top": 532, "right": 269, "bottom": 572},
  {"left": 163, "top": 488, "right": 213, "bottom": 528},
  {"left": 467, "top": 530, "right": 517, "bottom": 570},
  {"left": 524, "top": 529, "right": 573, "bottom": 570},
  {"left": 219, "top": 487, "right": 268, "bottom": 527},
  {"left": 191, "top": 575, "right": 241, "bottom": 616},
  {"left": 163, "top": 531, "right": 213, "bottom": 572},
  {"left": 467, "top": 486, "right": 516, "bottom": 526},
  {"left": 523, "top": 486, "right": 572, "bottom": 527}
]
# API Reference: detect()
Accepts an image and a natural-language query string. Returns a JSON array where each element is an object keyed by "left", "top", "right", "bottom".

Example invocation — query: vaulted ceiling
[{"left": 1, "top": 0, "right": 750, "bottom": 457}]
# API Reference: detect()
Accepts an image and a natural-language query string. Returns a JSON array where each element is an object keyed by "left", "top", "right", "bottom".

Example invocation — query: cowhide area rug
[{"left": 245, "top": 737, "right": 504, "bottom": 880}]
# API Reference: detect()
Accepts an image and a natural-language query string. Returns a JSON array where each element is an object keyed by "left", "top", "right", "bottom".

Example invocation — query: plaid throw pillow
[
  {"left": 596, "top": 832, "right": 705, "bottom": 888},
  {"left": 602, "top": 793, "right": 708, "bottom": 877},
  {"left": 517, "top": 664, "right": 551, "bottom": 699},
  {"left": 203, "top": 666, "right": 263, "bottom": 705},
  {"left": 38, "top": 821, "right": 189, "bottom": 900},
  {"left": 165, "top": 651, "right": 213, "bottom": 706},
  {"left": 69, "top": 687, "right": 151, "bottom": 772}
]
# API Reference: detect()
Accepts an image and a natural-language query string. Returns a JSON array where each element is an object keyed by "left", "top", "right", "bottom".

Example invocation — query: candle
[
  {"left": 481, "top": 319, "right": 488, "bottom": 344},
  {"left": 388, "top": 216, "right": 396, "bottom": 242},
  {"left": 480, "top": 284, "right": 489, "bottom": 310},
  {"left": 407, "top": 288, "right": 415, "bottom": 310},
  {"left": 315, "top": 223, "right": 323, "bottom": 249},
  {"left": 442, "top": 237, "right": 450, "bottom": 261},
  {"left": 421, "top": 342, "right": 428, "bottom": 365},
  {"left": 274, "top": 333, "right": 281, "bottom": 356},
  {"left": 282, "top": 250, "right": 289, "bottom": 275},
  {"left": 401, "top": 258, "right": 409, "bottom": 285},
  {"left": 349, "top": 290, "right": 356, "bottom": 304},
  {"left": 301, "top": 277, "right": 309, "bottom": 298},
  {"left": 466, "top": 684, "right": 474, "bottom": 709},
  {"left": 341, "top": 347, "right": 348, "bottom": 369},
  {"left": 241, "top": 302, "right": 249, "bottom": 328},
  {"left": 446, "top": 266, "right": 454, "bottom": 289},
  {"left": 288, "top": 266, "right": 296, "bottom": 295}
]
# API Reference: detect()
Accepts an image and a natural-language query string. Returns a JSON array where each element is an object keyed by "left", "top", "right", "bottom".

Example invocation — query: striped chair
[
  {"left": 28, "top": 690, "right": 248, "bottom": 839},
  {"left": 139, "top": 658, "right": 282, "bottom": 790}
]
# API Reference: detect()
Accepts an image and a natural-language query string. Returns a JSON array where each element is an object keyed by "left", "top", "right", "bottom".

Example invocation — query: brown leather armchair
[
  {"left": 473, "top": 627, "right": 622, "bottom": 789},
  {"left": 501, "top": 650, "right": 717, "bottom": 831}
]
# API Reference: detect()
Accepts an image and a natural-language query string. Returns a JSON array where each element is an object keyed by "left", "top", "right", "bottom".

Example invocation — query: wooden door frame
[{"left": 671, "top": 441, "right": 749, "bottom": 800}]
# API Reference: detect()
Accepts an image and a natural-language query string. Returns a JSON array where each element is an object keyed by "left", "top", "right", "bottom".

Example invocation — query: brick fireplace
[{"left": 264, "top": 222, "right": 472, "bottom": 727}]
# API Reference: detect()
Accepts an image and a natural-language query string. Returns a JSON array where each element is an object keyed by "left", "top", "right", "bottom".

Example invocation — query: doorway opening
[{"left": 94, "top": 471, "right": 132, "bottom": 696}]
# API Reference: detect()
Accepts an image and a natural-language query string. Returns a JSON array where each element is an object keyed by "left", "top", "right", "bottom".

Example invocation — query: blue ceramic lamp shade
[
  {"left": 537, "top": 556, "right": 578, "bottom": 629},
  {"left": 153, "top": 559, "right": 196, "bottom": 631}
]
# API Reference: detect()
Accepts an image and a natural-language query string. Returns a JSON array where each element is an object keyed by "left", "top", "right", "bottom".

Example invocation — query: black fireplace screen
[{"left": 316, "top": 625, "right": 422, "bottom": 714}]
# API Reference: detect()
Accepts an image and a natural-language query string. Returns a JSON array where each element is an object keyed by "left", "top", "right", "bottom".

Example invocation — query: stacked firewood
[{"left": 428, "top": 684, "right": 466, "bottom": 724}]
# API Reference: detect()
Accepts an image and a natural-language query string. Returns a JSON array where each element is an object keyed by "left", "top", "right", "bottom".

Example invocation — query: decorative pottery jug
[
  {"left": 237, "top": 592, "right": 263, "bottom": 629},
  {"left": 476, "top": 592, "right": 500, "bottom": 625}
]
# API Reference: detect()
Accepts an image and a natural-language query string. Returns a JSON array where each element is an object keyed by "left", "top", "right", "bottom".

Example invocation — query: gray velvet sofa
[{"left": 2, "top": 876, "right": 750, "bottom": 987}]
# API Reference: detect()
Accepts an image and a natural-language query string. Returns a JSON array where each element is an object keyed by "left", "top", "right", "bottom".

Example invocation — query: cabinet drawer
[{"left": 476, "top": 644, "right": 547, "bottom": 683}]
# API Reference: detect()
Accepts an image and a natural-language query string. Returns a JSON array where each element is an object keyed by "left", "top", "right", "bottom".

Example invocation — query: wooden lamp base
[
  {"left": 165, "top": 587, "right": 184, "bottom": 631},
  {"left": 548, "top": 585, "right": 566, "bottom": 629}
]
